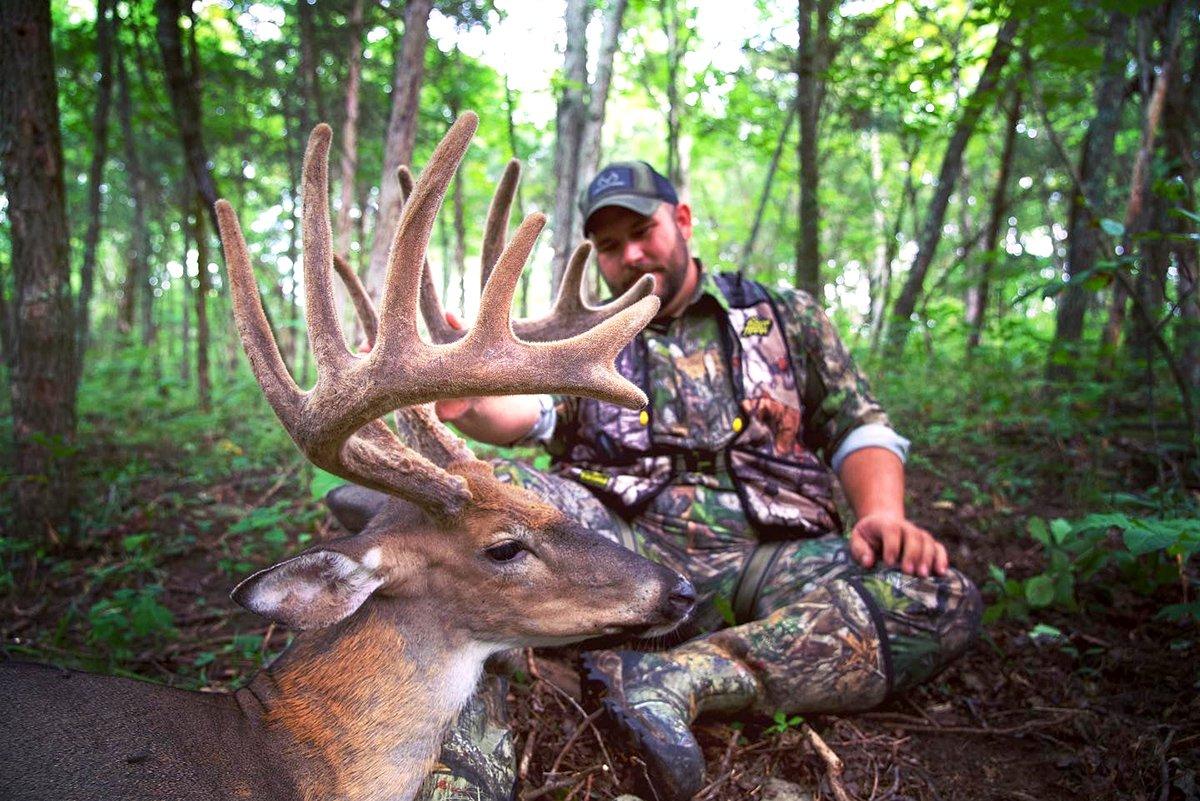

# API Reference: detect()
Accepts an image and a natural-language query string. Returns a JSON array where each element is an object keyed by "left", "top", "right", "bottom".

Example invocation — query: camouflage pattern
[{"left": 416, "top": 674, "right": 515, "bottom": 801}]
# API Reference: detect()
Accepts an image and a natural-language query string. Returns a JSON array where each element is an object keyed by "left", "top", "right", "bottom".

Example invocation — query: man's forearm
[
  {"left": 838, "top": 446, "right": 906, "bottom": 519},
  {"left": 443, "top": 394, "right": 542, "bottom": 446}
]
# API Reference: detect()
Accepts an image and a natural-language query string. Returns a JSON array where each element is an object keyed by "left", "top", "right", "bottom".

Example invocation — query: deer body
[{"left": 0, "top": 114, "right": 693, "bottom": 800}]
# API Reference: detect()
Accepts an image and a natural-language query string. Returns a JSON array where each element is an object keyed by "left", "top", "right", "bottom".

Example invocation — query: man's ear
[
  {"left": 231, "top": 544, "right": 388, "bottom": 630},
  {"left": 325, "top": 484, "right": 389, "bottom": 533},
  {"left": 673, "top": 202, "right": 693, "bottom": 241}
]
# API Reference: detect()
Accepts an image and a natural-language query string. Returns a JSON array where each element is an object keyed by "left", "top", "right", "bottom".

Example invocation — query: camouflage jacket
[{"left": 548, "top": 268, "right": 893, "bottom": 538}]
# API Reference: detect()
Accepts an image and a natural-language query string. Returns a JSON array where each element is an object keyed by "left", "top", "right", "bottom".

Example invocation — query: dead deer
[{"left": 0, "top": 112, "right": 694, "bottom": 801}]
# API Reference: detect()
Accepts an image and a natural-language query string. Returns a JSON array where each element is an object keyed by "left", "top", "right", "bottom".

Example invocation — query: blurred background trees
[{"left": 1, "top": 0, "right": 1197, "bottom": 537}]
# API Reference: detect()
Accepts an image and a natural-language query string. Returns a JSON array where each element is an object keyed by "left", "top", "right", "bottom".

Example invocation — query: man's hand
[
  {"left": 849, "top": 513, "right": 949, "bottom": 577},
  {"left": 433, "top": 312, "right": 472, "bottom": 422}
]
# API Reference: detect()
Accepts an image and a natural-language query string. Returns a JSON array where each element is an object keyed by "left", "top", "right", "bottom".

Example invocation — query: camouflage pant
[
  {"left": 494, "top": 459, "right": 982, "bottom": 704},
  {"left": 417, "top": 463, "right": 981, "bottom": 798}
]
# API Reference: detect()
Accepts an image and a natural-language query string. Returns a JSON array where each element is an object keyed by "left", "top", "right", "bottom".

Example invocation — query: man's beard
[{"left": 611, "top": 228, "right": 691, "bottom": 309}]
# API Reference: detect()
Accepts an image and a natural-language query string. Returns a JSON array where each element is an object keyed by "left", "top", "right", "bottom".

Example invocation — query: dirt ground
[{"left": 2, "top": 427, "right": 1197, "bottom": 801}]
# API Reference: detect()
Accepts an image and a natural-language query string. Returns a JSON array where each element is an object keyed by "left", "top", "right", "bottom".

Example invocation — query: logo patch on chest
[{"left": 741, "top": 316, "right": 773, "bottom": 337}]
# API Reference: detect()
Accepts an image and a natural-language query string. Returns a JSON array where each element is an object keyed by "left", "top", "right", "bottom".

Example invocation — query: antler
[
  {"left": 216, "top": 113, "right": 659, "bottom": 517},
  {"left": 410, "top": 155, "right": 656, "bottom": 345}
]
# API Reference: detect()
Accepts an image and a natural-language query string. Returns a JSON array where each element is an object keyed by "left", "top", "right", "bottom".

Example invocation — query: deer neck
[{"left": 237, "top": 600, "right": 497, "bottom": 801}]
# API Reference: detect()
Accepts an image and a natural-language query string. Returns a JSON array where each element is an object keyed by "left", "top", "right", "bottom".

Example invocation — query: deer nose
[{"left": 667, "top": 578, "right": 696, "bottom": 617}]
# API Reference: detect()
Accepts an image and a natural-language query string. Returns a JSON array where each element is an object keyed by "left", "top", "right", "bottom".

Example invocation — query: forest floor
[{"left": 2, "top": 413, "right": 1197, "bottom": 801}]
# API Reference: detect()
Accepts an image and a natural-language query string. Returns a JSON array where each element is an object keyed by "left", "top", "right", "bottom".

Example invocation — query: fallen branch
[{"left": 803, "top": 723, "right": 855, "bottom": 801}]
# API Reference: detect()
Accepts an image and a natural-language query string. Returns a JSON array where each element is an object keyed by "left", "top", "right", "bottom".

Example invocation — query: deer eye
[{"left": 484, "top": 541, "right": 525, "bottom": 563}]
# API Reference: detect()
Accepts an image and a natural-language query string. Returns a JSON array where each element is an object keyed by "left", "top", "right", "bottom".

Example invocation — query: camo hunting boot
[
  {"left": 581, "top": 640, "right": 761, "bottom": 801},
  {"left": 417, "top": 674, "right": 516, "bottom": 801}
]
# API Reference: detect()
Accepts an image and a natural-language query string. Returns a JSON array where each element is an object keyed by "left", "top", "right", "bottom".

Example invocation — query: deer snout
[{"left": 667, "top": 577, "right": 696, "bottom": 619}]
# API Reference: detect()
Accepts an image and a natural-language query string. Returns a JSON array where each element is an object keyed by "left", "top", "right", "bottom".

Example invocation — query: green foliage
[
  {"left": 87, "top": 585, "right": 177, "bottom": 661},
  {"left": 984, "top": 513, "right": 1199, "bottom": 624},
  {"left": 765, "top": 710, "right": 804, "bottom": 736}
]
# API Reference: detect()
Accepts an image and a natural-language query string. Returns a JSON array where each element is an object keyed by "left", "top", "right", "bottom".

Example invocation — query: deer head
[{"left": 214, "top": 112, "right": 694, "bottom": 656}]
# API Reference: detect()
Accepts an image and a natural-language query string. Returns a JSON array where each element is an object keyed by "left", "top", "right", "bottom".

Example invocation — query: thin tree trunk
[
  {"left": 794, "top": 0, "right": 821, "bottom": 295},
  {"left": 661, "top": 0, "right": 687, "bottom": 190},
  {"left": 0, "top": 0, "right": 79, "bottom": 541},
  {"left": 967, "top": 87, "right": 1022, "bottom": 351},
  {"left": 885, "top": 15, "right": 1019, "bottom": 357},
  {"left": 193, "top": 195, "right": 212, "bottom": 411},
  {"left": 869, "top": 140, "right": 918, "bottom": 355},
  {"left": 1046, "top": 12, "right": 1130, "bottom": 380},
  {"left": 296, "top": 0, "right": 325, "bottom": 127},
  {"left": 180, "top": 196, "right": 191, "bottom": 384},
  {"left": 155, "top": 0, "right": 220, "bottom": 233},
  {"left": 550, "top": 0, "right": 589, "bottom": 293},
  {"left": 575, "top": 0, "right": 629, "bottom": 211},
  {"left": 115, "top": 42, "right": 154, "bottom": 353},
  {"left": 1098, "top": 5, "right": 1180, "bottom": 377},
  {"left": 76, "top": 0, "right": 116, "bottom": 381},
  {"left": 743, "top": 96, "right": 797, "bottom": 271},
  {"left": 335, "top": 0, "right": 364, "bottom": 257},
  {"left": 503, "top": 74, "right": 532, "bottom": 317},
  {"left": 363, "top": 0, "right": 433, "bottom": 303}
]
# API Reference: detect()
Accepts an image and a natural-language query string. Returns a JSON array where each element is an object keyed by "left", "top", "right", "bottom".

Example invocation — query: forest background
[{"left": 1, "top": 0, "right": 1198, "bottom": 799}]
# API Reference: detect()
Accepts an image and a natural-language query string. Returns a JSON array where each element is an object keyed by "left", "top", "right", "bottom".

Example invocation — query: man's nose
[{"left": 622, "top": 240, "right": 644, "bottom": 266}]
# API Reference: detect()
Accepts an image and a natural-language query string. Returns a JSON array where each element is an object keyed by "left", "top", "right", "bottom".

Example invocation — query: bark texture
[
  {"left": 364, "top": 0, "right": 433, "bottom": 303},
  {"left": 0, "top": 0, "right": 79, "bottom": 540},
  {"left": 76, "top": 0, "right": 117, "bottom": 379}
]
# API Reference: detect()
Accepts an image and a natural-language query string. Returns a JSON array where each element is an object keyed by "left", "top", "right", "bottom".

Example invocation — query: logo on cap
[{"left": 590, "top": 167, "right": 631, "bottom": 198}]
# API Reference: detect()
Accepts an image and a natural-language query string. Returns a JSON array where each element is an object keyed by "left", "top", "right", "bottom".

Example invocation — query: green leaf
[
  {"left": 1122, "top": 523, "right": 1180, "bottom": 555},
  {"left": 1050, "top": 519, "right": 1071, "bottom": 544},
  {"left": 1028, "top": 623, "right": 1063, "bottom": 640},
  {"left": 1024, "top": 575, "right": 1055, "bottom": 608},
  {"left": 1099, "top": 218, "right": 1125, "bottom": 237},
  {"left": 1027, "top": 518, "right": 1050, "bottom": 545}
]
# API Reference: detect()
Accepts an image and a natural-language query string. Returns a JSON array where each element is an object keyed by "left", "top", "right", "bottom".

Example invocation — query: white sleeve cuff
[
  {"left": 830, "top": 423, "right": 911, "bottom": 474},
  {"left": 515, "top": 394, "right": 557, "bottom": 447}
]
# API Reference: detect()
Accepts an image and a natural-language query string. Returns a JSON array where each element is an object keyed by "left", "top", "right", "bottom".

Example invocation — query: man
[{"left": 336, "top": 162, "right": 981, "bottom": 801}]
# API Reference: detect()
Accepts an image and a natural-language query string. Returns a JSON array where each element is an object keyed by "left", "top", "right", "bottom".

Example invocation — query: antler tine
[
  {"left": 215, "top": 200, "right": 304, "bottom": 420},
  {"left": 300, "top": 124, "right": 353, "bottom": 376},
  {"left": 470, "top": 212, "right": 545, "bottom": 341},
  {"left": 400, "top": 164, "right": 461, "bottom": 346},
  {"left": 375, "top": 113, "right": 479, "bottom": 357},
  {"left": 480, "top": 159, "right": 520, "bottom": 291},
  {"left": 332, "top": 253, "right": 378, "bottom": 349},
  {"left": 512, "top": 243, "right": 655, "bottom": 342}
]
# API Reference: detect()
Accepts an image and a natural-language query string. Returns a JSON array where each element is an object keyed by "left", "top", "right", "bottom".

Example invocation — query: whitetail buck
[{"left": 0, "top": 113, "right": 694, "bottom": 801}]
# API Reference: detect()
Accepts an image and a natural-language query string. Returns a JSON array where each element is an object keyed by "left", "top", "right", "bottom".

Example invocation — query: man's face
[{"left": 588, "top": 203, "right": 693, "bottom": 309}]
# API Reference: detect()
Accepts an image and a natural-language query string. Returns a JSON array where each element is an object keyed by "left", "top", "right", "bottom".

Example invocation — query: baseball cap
[{"left": 579, "top": 161, "right": 679, "bottom": 235}]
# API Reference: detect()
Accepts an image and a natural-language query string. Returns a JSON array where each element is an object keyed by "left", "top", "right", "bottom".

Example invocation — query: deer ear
[
  {"left": 231, "top": 546, "right": 387, "bottom": 630},
  {"left": 325, "top": 484, "right": 389, "bottom": 533}
]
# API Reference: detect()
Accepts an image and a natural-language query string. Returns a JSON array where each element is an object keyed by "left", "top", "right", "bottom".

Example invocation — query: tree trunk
[
  {"left": 549, "top": 0, "right": 589, "bottom": 293},
  {"left": 193, "top": 195, "right": 212, "bottom": 411},
  {"left": 967, "top": 87, "right": 1022, "bottom": 351},
  {"left": 794, "top": 0, "right": 821, "bottom": 295},
  {"left": 179, "top": 195, "right": 191, "bottom": 384},
  {"left": 76, "top": 0, "right": 116, "bottom": 381},
  {"left": 335, "top": 0, "right": 364, "bottom": 258},
  {"left": 869, "top": 139, "right": 918, "bottom": 355},
  {"left": 503, "top": 73, "right": 531, "bottom": 316},
  {"left": 363, "top": 0, "right": 433, "bottom": 303},
  {"left": 0, "top": 0, "right": 79, "bottom": 541},
  {"left": 115, "top": 42, "right": 154, "bottom": 353},
  {"left": 1098, "top": 5, "right": 1179, "bottom": 377},
  {"left": 1168, "top": 24, "right": 1199, "bottom": 393},
  {"left": 743, "top": 96, "right": 797, "bottom": 271},
  {"left": 1046, "top": 12, "right": 1129, "bottom": 380},
  {"left": 885, "top": 15, "right": 1019, "bottom": 357},
  {"left": 661, "top": 0, "right": 688, "bottom": 190},
  {"left": 575, "top": 0, "right": 629, "bottom": 212},
  {"left": 155, "top": 0, "right": 220, "bottom": 234},
  {"left": 296, "top": 0, "right": 325, "bottom": 128}
]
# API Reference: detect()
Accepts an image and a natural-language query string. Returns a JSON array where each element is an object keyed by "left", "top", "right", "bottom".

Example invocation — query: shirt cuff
[
  {"left": 512, "top": 394, "right": 557, "bottom": 447},
  {"left": 830, "top": 423, "right": 911, "bottom": 474}
]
